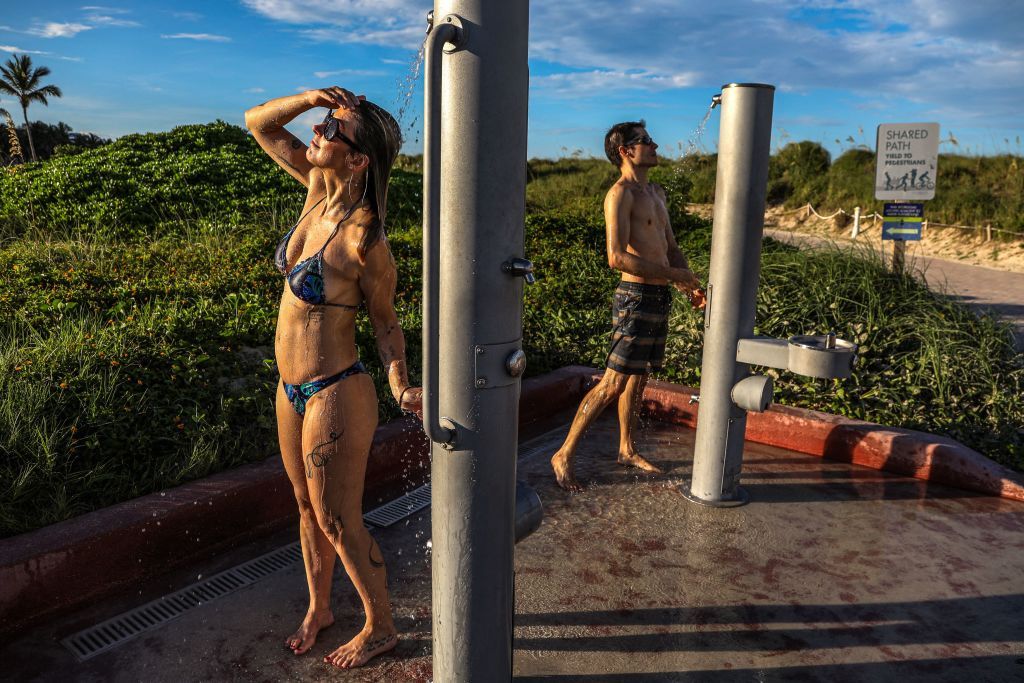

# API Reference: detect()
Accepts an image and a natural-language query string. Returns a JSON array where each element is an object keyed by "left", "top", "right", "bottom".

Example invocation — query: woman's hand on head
[{"left": 306, "top": 87, "right": 366, "bottom": 111}]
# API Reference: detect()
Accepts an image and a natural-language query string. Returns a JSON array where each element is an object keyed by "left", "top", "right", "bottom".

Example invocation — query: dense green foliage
[
  {"left": 681, "top": 142, "right": 1024, "bottom": 234},
  {"left": 1, "top": 123, "right": 1021, "bottom": 537}
]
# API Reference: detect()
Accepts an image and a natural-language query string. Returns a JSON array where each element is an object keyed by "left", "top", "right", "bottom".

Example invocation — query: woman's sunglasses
[{"left": 321, "top": 110, "right": 363, "bottom": 153}]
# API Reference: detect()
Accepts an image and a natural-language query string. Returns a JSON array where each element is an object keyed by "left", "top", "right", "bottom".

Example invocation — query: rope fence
[{"left": 777, "top": 203, "right": 1020, "bottom": 240}]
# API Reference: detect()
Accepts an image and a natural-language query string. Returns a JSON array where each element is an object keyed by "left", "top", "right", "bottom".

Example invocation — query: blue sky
[{"left": 1, "top": 1, "right": 1022, "bottom": 160}]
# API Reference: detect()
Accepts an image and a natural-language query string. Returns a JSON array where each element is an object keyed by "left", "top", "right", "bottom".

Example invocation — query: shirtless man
[{"left": 551, "top": 121, "right": 705, "bottom": 492}]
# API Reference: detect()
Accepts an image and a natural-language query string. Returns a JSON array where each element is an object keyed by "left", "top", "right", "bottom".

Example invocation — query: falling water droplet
[{"left": 392, "top": 39, "right": 428, "bottom": 143}]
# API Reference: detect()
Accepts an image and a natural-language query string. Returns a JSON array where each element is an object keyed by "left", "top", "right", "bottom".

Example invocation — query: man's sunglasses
[
  {"left": 322, "top": 110, "right": 363, "bottom": 153},
  {"left": 624, "top": 134, "right": 655, "bottom": 147}
]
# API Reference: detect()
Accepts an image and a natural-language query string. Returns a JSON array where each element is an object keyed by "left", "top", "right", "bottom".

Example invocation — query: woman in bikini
[{"left": 245, "top": 86, "right": 419, "bottom": 669}]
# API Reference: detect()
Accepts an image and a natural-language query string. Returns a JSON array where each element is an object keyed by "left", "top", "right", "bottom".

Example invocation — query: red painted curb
[
  {"left": 640, "top": 378, "right": 1024, "bottom": 502},
  {"left": 0, "top": 366, "right": 595, "bottom": 636}
]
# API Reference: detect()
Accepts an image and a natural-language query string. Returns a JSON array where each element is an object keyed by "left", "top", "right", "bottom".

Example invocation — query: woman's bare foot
[
  {"left": 617, "top": 450, "right": 663, "bottom": 474},
  {"left": 551, "top": 450, "right": 584, "bottom": 493},
  {"left": 324, "top": 628, "right": 398, "bottom": 669},
  {"left": 285, "top": 609, "right": 335, "bottom": 655}
]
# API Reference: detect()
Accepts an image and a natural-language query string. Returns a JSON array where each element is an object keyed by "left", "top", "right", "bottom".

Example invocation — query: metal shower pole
[
  {"left": 689, "top": 84, "right": 775, "bottom": 506},
  {"left": 422, "top": 0, "right": 531, "bottom": 679},
  {"left": 686, "top": 83, "right": 856, "bottom": 506}
]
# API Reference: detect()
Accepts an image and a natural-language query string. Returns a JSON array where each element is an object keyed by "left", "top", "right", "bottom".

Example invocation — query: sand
[{"left": 688, "top": 203, "right": 1024, "bottom": 274}]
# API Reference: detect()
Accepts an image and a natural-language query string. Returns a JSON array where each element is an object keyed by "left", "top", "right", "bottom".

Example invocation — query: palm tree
[{"left": 0, "top": 54, "right": 62, "bottom": 162}]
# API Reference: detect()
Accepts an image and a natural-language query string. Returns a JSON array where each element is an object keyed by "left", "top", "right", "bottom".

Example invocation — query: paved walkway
[
  {"left": 764, "top": 229, "right": 1024, "bottom": 350},
  {"left": 6, "top": 414, "right": 1024, "bottom": 681}
]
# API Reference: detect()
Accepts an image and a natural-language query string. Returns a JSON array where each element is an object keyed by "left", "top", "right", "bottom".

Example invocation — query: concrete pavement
[{"left": 6, "top": 412, "right": 1023, "bottom": 682}]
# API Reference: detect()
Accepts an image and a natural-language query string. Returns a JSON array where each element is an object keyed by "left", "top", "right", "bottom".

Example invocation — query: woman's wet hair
[
  {"left": 604, "top": 119, "right": 646, "bottom": 167},
  {"left": 350, "top": 100, "right": 403, "bottom": 256}
]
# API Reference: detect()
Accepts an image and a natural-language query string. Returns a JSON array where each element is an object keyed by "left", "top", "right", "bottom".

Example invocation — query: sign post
[{"left": 875, "top": 123, "right": 939, "bottom": 273}]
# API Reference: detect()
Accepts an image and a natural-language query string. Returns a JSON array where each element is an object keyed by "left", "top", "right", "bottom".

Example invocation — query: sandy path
[{"left": 689, "top": 203, "right": 1024, "bottom": 274}]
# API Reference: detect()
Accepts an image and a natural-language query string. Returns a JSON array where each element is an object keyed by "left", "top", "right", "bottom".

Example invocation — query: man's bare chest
[{"left": 629, "top": 195, "right": 668, "bottom": 242}]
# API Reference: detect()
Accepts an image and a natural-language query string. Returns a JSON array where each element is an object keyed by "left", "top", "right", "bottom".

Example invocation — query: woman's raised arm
[{"left": 244, "top": 87, "right": 364, "bottom": 187}]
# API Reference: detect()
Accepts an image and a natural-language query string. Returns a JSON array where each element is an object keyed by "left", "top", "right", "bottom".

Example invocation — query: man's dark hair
[{"left": 604, "top": 120, "right": 646, "bottom": 167}]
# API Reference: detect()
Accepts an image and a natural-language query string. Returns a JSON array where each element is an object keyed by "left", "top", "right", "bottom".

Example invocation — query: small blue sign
[{"left": 882, "top": 202, "right": 924, "bottom": 241}]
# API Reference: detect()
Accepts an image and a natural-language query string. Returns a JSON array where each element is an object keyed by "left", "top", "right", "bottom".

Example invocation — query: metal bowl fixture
[{"left": 787, "top": 334, "right": 858, "bottom": 379}]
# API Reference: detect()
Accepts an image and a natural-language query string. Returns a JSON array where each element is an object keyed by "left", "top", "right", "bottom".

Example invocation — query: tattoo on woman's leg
[
  {"left": 306, "top": 430, "right": 341, "bottom": 478},
  {"left": 369, "top": 539, "right": 385, "bottom": 568}
]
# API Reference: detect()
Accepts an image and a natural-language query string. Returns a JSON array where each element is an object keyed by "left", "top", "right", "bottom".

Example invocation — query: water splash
[
  {"left": 392, "top": 40, "right": 427, "bottom": 146},
  {"left": 668, "top": 101, "right": 718, "bottom": 207},
  {"left": 681, "top": 102, "right": 716, "bottom": 159}
]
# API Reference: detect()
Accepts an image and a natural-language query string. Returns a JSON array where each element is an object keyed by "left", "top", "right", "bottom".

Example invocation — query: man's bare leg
[
  {"left": 616, "top": 372, "right": 662, "bottom": 473},
  {"left": 551, "top": 369, "right": 628, "bottom": 492}
]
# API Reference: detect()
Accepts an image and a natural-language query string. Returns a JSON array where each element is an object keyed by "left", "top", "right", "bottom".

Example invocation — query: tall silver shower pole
[
  {"left": 685, "top": 83, "right": 856, "bottom": 506},
  {"left": 422, "top": 0, "right": 531, "bottom": 679},
  {"left": 689, "top": 84, "right": 775, "bottom": 505}
]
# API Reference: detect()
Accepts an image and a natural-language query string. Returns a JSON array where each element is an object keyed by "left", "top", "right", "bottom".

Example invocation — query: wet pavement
[{"left": 5, "top": 412, "right": 1024, "bottom": 682}]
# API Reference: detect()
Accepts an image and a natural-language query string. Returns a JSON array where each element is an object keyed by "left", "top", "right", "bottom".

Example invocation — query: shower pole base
[{"left": 681, "top": 485, "right": 750, "bottom": 508}]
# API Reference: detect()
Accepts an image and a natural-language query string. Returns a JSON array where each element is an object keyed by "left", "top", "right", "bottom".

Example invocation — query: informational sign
[
  {"left": 882, "top": 203, "right": 924, "bottom": 241},
  {"left": 875, "top": 123, "right": 939, "bottom": 200}
]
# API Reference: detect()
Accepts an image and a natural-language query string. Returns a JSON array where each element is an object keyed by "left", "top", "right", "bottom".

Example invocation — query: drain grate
[
  {"left": 61, "top": 542, "right": 302, "bottom": 661},
  {"left": 60, "top": 428, "right": 563, "bottom": 661},
  {"left": 363, "top": 483, "right": 432, "bottom": 527},
  {"left": 61, "top": 487, "right": 432, "bottom": 661}
]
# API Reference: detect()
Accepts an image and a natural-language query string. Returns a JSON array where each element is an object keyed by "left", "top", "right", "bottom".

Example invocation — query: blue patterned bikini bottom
[{"left": 283, "top": 360, "right": 368, "bottom": 416}]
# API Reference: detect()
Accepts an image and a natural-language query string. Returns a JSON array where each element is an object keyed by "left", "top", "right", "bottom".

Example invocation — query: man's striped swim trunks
[{"left": 606, "top": 281, "right": 672, "bottom": 376}]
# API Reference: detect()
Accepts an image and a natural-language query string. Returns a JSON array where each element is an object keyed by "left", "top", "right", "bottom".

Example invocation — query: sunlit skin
[
  {"left": 245, "top": 86, "right": 419, "bottom": 669},
  {"left": 551, "top": 127, "right": 705, "bottom": 492}
]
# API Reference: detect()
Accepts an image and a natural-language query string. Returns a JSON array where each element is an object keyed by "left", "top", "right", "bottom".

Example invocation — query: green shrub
[
  {"left": 768, "top": 141, "right": 831, "bottom": 207},
  {"left": 0, "top": 122, "right": 421, "bottom": 242},
  {"left": 525, "top": 157, "right": 617, "bottom": 221}
]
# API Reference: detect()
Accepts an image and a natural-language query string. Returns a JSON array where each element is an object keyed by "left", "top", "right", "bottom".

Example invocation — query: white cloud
[
  {"left": 85, "top": 14, "right": 141, "bottom": 28},
  {"left": 532, "top": 70, "right": 700, "bottom": 97},
  {"left": 0, "top": 45, "right": 50, "bottom": 55},
  {"left": 29, "top": 22, "right": 93, "bottom": 38},
  {"left": 161, "top": 33, "right": 232, "bottom": 43},
  {"left": 240, "top": 0, "right": 416, "bottom": 25},
  {"left": 239, "top": 0, "right": 1024, "bottom": 125},
  {"left": 312, "top": 68, "right": 387, "bottom": 79},
  {"left": 525, "top": 0, "right": 1024, "bottom": 124},
  {"left": 170, "top": 11, "right": 203, "bottom": 22},
  {"left": 298, "top": 24, "right": 423, "bottom": 49},
  {"left": 244, "top": 87, "right": 266, "bottom": 93}
]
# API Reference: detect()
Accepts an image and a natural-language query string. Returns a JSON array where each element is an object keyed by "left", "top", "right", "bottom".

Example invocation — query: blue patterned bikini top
[{"left": 274, "top": 197, "right": 361, "bottom": 309}]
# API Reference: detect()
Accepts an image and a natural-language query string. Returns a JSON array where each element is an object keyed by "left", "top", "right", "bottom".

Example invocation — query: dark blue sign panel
[{"left": 882, "top": 202, "right": 924, "bottom": 241}]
